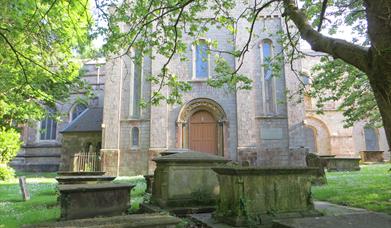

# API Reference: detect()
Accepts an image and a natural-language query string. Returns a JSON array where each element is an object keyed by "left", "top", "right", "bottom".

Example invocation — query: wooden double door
[{"left": 189, "top": 111, "right": 218, "bottom": 155}]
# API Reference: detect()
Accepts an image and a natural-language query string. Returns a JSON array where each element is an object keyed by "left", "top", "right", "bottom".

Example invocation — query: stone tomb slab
[
  {"left": 22, "top": 213, "right": 182, "bottom": 228},
  {"left": 58, "top": 183, "right": 134, "bottom": 220},
  {"left": 152, "top": 151, "right": 230, "bottom": 208},
  {"left": 212, "top": 167, "right": 320, "bottom": 227},
  {"left": 359, "top": 150, "right": 384, "bottom": 163},
  {"left": 272, "top": 212, "right": 391, "bottom": 228},
  {"left": 55, "top": 175, "right": 115, "bottom": 184},
  {"left": 190, "top": 201, "right": 374, "bottom": 228},
  {"left": 141, "top": 202, "right": 215, "bottom": 217},
  {"left": 57, "top": 171, "right": 106, "bottom": 176},
  {"left": 325, "top": 157, "right": 361, "bottom": 172}
]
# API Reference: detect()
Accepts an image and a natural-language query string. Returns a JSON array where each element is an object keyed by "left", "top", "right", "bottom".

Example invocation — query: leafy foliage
[
  {"left": 0, "top": 165, "right": 15, "bottom": 181},
  {"left": 0, "top": 0, "right": 93, "bottom": 164},
  {"left": 93, "top": 0, "right": 281, "bottom": 105},
  {"left": 0, "top": 0, "right": 92, "bottom": 128},
  {"left": 308, "top": 57, "right": 380, "bottom": 127},
  {"left": 92, "top": 0, "right": 380, "bottom": 129},
  {"left": 0, "top": 128, "right": 21, "bottom": 164}
]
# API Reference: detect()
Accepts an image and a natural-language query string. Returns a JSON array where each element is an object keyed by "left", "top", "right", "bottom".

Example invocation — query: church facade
[
  {"left": 12, "top": 7, "right": 389, "bottom": 174},
  {"left": 100, "top": 12, "right": 308, "bottom": 176}
]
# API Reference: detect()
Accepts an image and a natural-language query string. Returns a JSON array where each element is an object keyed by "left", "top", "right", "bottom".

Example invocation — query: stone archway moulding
[
  {"left": 304, "top": 115, "right": 331, "bottom": 155},
  {"left": 176, "top": 98, "right": 227, "bottom": 156}
]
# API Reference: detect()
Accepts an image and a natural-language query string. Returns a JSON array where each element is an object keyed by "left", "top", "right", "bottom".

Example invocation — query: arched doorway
[
  {"left": 189, "top": 111, "right": 217, "bottom": 155},
  {"left": 176, "top": 98, "right": 227, "bottom": 156}
]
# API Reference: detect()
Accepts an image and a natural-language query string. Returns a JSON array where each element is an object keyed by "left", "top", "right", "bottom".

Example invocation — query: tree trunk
[
  {"left": 370, "top": 77, "right": 391, "bottom": 156},
  {"left": 365, "top": 0, "right": 391, "bottom": 158}
]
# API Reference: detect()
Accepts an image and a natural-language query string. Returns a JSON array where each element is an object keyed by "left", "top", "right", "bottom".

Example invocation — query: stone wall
[
  {"left": 60, "top": 132, "right": 102, "bottom": 171},
  {"left": 13, "top": 61, "right": 105, "bottom": 172},
  {"left": 302, "top": 52, "right": 390, "bottom": 160},
  {"left": 101, "top": 6, "right": 309, "bottom": 175}
]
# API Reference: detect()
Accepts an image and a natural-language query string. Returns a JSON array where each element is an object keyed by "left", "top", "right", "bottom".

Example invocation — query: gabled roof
[{"left": 61, "top": 107, "right": 103, "bottom": 133}]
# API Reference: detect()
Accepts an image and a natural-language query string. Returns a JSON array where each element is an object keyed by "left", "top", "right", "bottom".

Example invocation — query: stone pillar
[
  {"left": 101, "top": 149, "right": 120, "bottom": 176},
  {"left": 176, "top": 121, "right": 184, "bottom": 148}
]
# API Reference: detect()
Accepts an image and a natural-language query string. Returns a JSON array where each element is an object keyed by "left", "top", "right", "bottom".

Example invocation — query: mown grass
[
  {"left": 0, "top": 173, "right": 146, "bottom": 228},
  {"left": 312, "top": 163, "right": 391, "bottom": 214}
]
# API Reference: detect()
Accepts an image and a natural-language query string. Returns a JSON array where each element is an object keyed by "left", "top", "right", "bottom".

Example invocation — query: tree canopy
[{"left": 0, "top": 0, "right": 92, "bottom": 129}]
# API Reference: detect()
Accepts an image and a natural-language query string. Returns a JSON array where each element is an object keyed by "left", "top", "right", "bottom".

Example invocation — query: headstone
[
  {"left": 306, "top": 153, "right": 327, "bottom": 185},
  {"left": 18, "top": 176, "right": 30, "bottom": 201}
]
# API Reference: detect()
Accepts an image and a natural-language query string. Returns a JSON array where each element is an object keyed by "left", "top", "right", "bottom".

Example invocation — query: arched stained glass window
[
  {"left": 195, "top": 40, "right": 209, "bottom": 78},
  {"left": 72, "top": 103, "right": 87, "bottom": 121},
  {"left": 132, "top": 127, "right": 139, "bottom": 147}
]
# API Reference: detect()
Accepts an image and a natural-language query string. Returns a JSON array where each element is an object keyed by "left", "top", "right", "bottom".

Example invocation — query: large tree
[{"left": 93, "top": 0, "right": 391, "bottom": 154}]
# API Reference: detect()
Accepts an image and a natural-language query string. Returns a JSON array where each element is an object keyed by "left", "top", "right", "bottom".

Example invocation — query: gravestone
[
  {"left": 18, "top": 176, "right": 30, "bottom": 201},
  {"left": 305, "top": 153, "right": 327, "bottom": 185}
]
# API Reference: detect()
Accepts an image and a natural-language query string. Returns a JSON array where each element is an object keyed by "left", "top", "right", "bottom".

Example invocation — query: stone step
[
  {"left": 22, "top": 213, "right": 182, "bottom": 227},
  {"left": 272, "top": 212, "right": 391, "bottom": 228}
]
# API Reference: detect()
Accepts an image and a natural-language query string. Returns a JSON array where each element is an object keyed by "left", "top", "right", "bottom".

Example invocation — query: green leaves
[
  {"left": 0, "top": 0, "right": 91, "bottom": 128},
  {"left": 207, "top": 56, "right": 252, "bottom": 91},
  {"left": 0, "top": 128, "right": 21, "bottom": 164},
  {"left": 309, "top": 57, "right": 380, "bottom": 127}
]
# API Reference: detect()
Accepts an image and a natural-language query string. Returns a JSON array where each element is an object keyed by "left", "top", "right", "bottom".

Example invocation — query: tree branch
[
  {"left": 283, "top": 0, "right": 370, "bottom": 74},
  {"left": 318, "top": 0, "right": 328, "bottom": 32}
]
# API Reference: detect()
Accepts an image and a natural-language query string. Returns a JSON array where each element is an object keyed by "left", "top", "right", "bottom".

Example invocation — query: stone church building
[
  {"left": 12, "top": 7, "right": 389, "bottom": 174},
  {"left": 100, "top": 11, "right": 310, "bottom": 176}
]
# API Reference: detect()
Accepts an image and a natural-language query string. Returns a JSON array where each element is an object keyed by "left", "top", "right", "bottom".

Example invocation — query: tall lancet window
[
  {"left": 262, "top": 39, "right": 275, "bottom": 114},
  {"left": 195, "top": 40, "right": 209, "bottom": 79},
  {"left": 40, "top": 108, "right": 57, "bottom": 140},
  {"left": 132, "top": 51, "right": 142, "bottom": 117}
]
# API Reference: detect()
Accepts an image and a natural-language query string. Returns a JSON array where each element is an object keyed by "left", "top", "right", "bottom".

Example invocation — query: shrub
[
  {"left": 0, "top": 165, "right": 15, "bottom": 181},
  {"left": 0, "top": 128, "right": 21, "bottom": 163}
]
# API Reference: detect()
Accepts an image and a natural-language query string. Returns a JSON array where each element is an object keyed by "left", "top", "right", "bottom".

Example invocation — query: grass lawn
[
  {"left": 0, "top": 173, "right": 146, "bottom": 228},
  {"left": 312, "top": 163, "right": 391, "bottom": 214}
]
